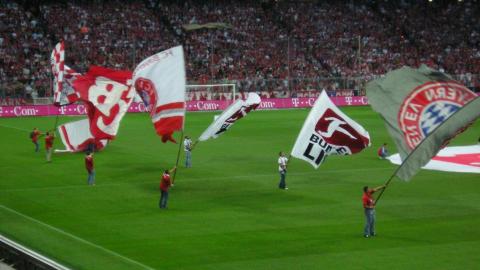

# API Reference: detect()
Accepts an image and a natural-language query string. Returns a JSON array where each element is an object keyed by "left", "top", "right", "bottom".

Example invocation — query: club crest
[{"left": 398, "top": 81, "right": 476, "bottom": 149}]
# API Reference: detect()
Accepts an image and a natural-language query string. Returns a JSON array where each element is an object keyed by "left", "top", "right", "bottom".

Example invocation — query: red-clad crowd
[{"left": 1, "top": 0, "right": 479, "bottom": 103}]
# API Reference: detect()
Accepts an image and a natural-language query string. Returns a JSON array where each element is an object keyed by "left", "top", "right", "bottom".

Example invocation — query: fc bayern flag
[
  {"left": 50, "top": 41, "right": 65, "bottom": 105},
  {"left": 132, "top": 46, "right": 186, "bottom": 143},
  {"left": 198, "top": 92, "right": 261, "bottom": 141},
  {"left": 72, "top": 66, "right": 134, "bottom": 140},
  {"left": 366, "top": 65, "right": 480, "bottom": 181},
  {"left": 291, "top": 91, "right": 371, "bottom": 168},
  {"left": 57, "top": 119, "right": 108, "bottom": 152}
]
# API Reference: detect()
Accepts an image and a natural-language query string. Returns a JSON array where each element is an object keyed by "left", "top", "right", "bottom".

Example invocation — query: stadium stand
[{"left": 0, "top": 0, "right": 479, "bottom": 103}]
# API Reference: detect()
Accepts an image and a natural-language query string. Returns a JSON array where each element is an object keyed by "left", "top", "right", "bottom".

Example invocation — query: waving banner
[
  {"left": 387, "top": 145, "right": 480, "bottom": 174},
  {"left": 57, "top": 119, "right": 108, "bottom": 152},
  {"left": 133, "top": 46, "right": 186, "bottom": 143},
  {"left": 291, "top": 91, "right": 370, "bottom": 168},
  {"left": 366, "top": 65, "right": 480, "bottom": 180},
  {"left": 198, "top": 92, "right": 261, "bottom": 141},
  {"left": 73, "top": 66, "right": 134, "bottom": 140},
  {"left": 50, "top": 41, "right": 65, "bottom": 105}
]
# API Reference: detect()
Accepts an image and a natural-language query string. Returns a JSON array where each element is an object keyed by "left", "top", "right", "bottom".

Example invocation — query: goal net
[{"left": 186, "top": 83, "right": 238, "bottom": 101}]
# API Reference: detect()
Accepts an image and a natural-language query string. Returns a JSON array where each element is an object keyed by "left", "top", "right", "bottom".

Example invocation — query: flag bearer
[
  {"left": 45, "top": 132, "right": 55, "bottom": 162},
  {"left": 184, "top": 136, "right": 193, "bottom": 168},
  {"left": 85, "top": 152, "right": 95, "bottom": 186},
  {"left": 278, "top": 152, "right": 288, "bottom": 190},
  {"left": 362, "top": 185, "right": 386, "bottom": 238},
  {"left": 160, "top": 166, "right": 176, "bottom": 209}
]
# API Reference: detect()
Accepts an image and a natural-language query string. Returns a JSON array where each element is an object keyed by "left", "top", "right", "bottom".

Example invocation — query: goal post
[{"left": 186, "top": 83, "right": 237, "bottom": 102}]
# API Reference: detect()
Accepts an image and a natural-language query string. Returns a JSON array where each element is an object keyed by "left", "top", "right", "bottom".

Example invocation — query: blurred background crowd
[{"left": 1, "top": 0, "right": 479, "bottom": 104}]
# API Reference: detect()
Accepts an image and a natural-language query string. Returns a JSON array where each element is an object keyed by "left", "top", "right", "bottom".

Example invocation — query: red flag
[{"left": 73, "top": 66, "right": 134, "bottom": 140}]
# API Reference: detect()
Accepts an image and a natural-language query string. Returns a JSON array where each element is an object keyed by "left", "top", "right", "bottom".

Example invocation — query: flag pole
[
  {"left": 191, "top": 140, "right": 199, "bottom": 151},
  {"left": 172, "top": 130, "right": 184, "bottom": 184},
  {"left": 52, "top": 114, "right": 60, "bottom": 133},
  {"left": 375, "top": 96, "right": 480, "bottom": 205}
]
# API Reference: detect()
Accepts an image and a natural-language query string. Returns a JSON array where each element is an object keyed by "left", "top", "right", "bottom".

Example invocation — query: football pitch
[{"left": 1, "top": 107, "right": 479, "bottom": 270}]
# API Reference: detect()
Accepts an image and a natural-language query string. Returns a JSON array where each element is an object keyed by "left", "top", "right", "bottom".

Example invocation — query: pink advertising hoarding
[{"left": 0, "top": 96, "right": 369, "bottom": 118}]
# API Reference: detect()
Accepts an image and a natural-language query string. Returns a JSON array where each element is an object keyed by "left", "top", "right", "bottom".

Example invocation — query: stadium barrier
[
  {"left": 0, "top": 234, "right": 70, "bottom": 270},
  {"left": 0, "top": 96, "right": 368, "bottom": 118}
]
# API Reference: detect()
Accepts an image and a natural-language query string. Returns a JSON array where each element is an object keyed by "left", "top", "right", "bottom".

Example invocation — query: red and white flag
[
  {"left": 57, "top": 119, "right": 108, "bottom": 152},
  {"left": 50, "top": 41, "right": 65, "bottom": 105},
  {"left": 291, "top": 91, "right": 371, "bottom": 168},
  {"left": 73, "top": 66, "right": 134, "bottom": 140},
  {"left": 199, "top": 92, "right": 261, "bottom": 141},
  {"left": 387, "top": 145, "right": 480, "bottom": 174},
  {"left": 59, "top": 65, "right": 81, "bottom": 104},
  {"left": 132, "top": 46, "right": 186, "bottom": 143}
]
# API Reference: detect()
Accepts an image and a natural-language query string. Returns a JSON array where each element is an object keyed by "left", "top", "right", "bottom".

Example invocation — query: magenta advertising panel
[{"left": 0, "top": 96, "right": 369, "bottom": 118}]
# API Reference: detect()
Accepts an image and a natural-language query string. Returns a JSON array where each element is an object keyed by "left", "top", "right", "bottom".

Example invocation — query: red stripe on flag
[
  {"left": 153, "top": 116, "right": 184, "bottom": 143},
  {"left": 155, "top": 102, "right": 185, "bottom": 114},
  {"left": 60, "top": 125, "right": 75, "bottom": 151}
]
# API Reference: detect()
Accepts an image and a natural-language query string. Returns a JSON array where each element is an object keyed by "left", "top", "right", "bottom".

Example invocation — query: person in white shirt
[
  {"left": 278, "top": 151, "right": 288, "bottom": 190},
  {"left": 184, "top": 136, "right": 193, "bottom": 168}
]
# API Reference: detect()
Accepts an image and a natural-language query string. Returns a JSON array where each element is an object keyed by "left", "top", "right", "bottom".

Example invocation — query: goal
[{"left": 186, "top": 83, "right": 237, "bottom": 101}]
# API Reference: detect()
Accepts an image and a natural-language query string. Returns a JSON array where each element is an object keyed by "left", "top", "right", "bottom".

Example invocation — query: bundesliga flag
[
  {"left": 198, "top": 92, "right": 261, "bottom": 141},
  {"left": 57, "top": 119, "right": 108, "bottom": 152},
  {"left": 291, "top": 91, "right": 371, "bottom": 168},
  {"left": 72, "top": 66, "right": 134, "bottom": 140},
  {"left": 50, "top": 41, "right": 65, "bottom": 105},
  {"left": 133, "top": 46, "right": 186, "bottom": 143},
  {"left": 366, "top": 65, "right": 480, "bottom": 181}
]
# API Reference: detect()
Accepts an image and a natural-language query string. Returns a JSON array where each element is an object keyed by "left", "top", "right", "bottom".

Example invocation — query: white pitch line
[
  {"left": 0, "top": 123, "right": 31, "bottom": 132},
  {"left": 0, "top": 205, "right": 156, "bottom": 270},
  {"left": 0, "top": 167, "right": 391, "bottom": 192}
]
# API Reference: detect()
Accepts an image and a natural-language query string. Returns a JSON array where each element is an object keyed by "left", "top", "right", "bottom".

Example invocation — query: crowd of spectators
[{"left": 0, "top": 0, "right": 479, "bottom": 103}]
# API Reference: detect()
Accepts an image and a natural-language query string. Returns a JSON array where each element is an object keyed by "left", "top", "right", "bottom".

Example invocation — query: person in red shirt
[
  {"left": 159, "top": 166, "right": 176, "bottom": 209},
  {"left": 30, "top": 128, "right": 42, "bottom": 152},
  {"left": 362, "top": 185, "right": 386, "bottom": 238},
  {"left": 85, "top": 152, "right": 95, "bottom": 186},
  {"left": 44, "top": 132, "right": 55, "bottom": 162}
]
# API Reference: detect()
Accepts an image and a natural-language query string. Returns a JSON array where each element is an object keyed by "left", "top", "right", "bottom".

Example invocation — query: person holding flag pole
[
  {"left": 278, "top": 151, "right": 290, "bottom": 190},
  {"left": 366, "top": 65, "right": 480, "bottom": 207},
  {"left": 362, "top": 184, "right": 386, "bottom": 238},
  {"left": 160, "top": 166, "right": 177, "bottom": 209},
  {"left": 184, "top": 135, "right": 193, "bottom": 168}
]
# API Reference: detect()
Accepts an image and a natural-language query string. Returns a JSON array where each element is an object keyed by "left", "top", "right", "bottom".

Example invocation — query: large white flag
[
  {"left": 291, "top": 91, "right": 371, "bottom": 168},
  {"left": 57, "top": 119, "right": 108, "bottom": 152},
  {"left": 199, "top": 92, "right": 261, "bottom": 141},
  {"left": 132, "top": 46, "right": 186, "bottom": 143}
]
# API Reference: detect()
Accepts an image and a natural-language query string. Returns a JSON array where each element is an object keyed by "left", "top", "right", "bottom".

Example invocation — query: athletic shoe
[{"left": 364, "top": 235, "right": 370, "bottom": 238}]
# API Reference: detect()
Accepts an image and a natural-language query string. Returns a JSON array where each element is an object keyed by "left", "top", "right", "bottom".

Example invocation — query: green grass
[{"left": 0, "top": 107, "right": 479, "bottom": 270}]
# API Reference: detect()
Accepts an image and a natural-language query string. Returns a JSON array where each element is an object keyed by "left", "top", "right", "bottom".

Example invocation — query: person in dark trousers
[
  {"left": 85, "top": 152, "right": 95, "bottom": 186},
  {"left": 278, "top": 151, "right": 288, "bottom": 190},
  {"left": 45, "top": 132, "right": 55, "bottom": 162},
  {"left": 160, "top": 166, "right": 177, "bottom": 209},
  {"left": 363, "top": 185, "right": 386, "bottom": 238},
  {"left": 30, "top": 128, "right": 42, "bottom": 152}
]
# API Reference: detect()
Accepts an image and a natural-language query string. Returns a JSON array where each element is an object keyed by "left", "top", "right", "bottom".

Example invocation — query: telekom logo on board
[
  {"left": 0, "top": 97, "right": 370, "bottom": 118},
  {"left": 13, "top": 107, "right": 37, "bottom": 116}
]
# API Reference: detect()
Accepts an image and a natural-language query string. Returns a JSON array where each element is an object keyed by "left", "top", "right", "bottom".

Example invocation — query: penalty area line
[{"left": 0, "top": 205, "right": 156, "bottom": 270}]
